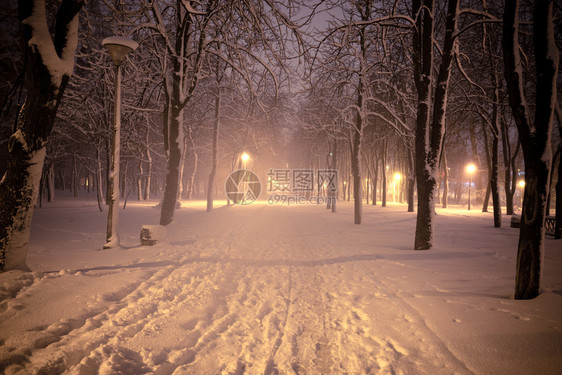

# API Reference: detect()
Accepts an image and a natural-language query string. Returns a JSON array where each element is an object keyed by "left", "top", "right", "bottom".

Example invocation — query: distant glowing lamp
[
  {"left": 393, "top": 173, "right": 401, "bottom": 202},
  {"left": 466, "top": 163, "right": 477, "bottom": 210},
  {"left": 518, "top": 180, "right": 526, "bottom": 207}
]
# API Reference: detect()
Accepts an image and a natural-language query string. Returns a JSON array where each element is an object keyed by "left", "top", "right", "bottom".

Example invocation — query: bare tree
[
  {"left": 0, "top": 0, "right": 83, "bottom": 271},
  {"left": 503, "top": 0, "right": 559, "bottom": 299},
  {"left": 412, "top": 0, "right": 459, "bottom": 250}
]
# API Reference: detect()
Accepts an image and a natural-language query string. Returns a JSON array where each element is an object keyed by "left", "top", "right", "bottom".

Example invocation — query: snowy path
[{"left": 1, "top": 199, "right": 561, "bottom": 374}]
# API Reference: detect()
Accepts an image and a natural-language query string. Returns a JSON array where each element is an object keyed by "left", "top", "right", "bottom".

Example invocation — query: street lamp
[
  {"left": 518, "top": 180, "right": 525, "bottom": 207},
  {"left": 102, "top": 36, "right": 138, "bottom": 249},
  {"left": 466, "top": 163, "right": 476, "bottom": 210},
  {"left": 241, "top": 152, "right": 250, "bottom": 169},
  {"left": 393, "top": 172, "right": 401, "bottom": 202}
]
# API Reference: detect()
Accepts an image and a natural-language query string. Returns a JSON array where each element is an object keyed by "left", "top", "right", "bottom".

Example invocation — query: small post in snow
[{"left": 102, "top": 36, "right": 138, "bottom": 249}]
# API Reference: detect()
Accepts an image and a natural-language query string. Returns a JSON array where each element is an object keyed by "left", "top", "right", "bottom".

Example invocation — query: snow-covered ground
[{"left": 1, "top": 193, "right": 561, "bottom": 374}]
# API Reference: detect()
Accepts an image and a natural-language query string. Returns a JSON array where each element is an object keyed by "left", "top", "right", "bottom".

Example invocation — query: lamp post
[
  {"left": 241, "top": 152, "right": 250, "bottom": 169},
  {"left": 102, "top": 36, "right": 138, "bottom": 249},
  {"left": 393, "top": 173, "right": 401, "bottom": 202},
  {"left": 466, "top": 163, "right": 476, "bottom": 210},
  {"left": 518, "top": 180, "right": 525, "bottom": 207}
]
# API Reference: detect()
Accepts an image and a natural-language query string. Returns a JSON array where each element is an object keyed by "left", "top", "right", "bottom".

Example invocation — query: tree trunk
[
  {"left": 555, "top": 104, "right": 561, "bottom": 239},
  {"left": 501, "top": 116, "right": 519, "bottom": 215},
  {"left": 372, "top": 151, "right": 378, "bottom": 206},
  {"left": 554, "top": 145, "right": 562, "bottom": 239},
  {"left": 96, "top": 148, "right": 104, "bottom": 212},
  {"left": 207, "top": 86, "right": 220, "bottom": 212},
  {"left": 482, "top": 121, "right": 491, "bottom": 212},
  {"left": 331, "top": 139, "right": 337, "bottom": 213},
  {"left": 0, "top": 0, "right": 82, "bottom": 271},
  {"left": 186, "top": 150, "right": 198, "bottom": 200},
  {"left": 143, "top": 121, "right": 152, "bottom": 200},
  {"left": 486, "top": 30, "right": 503, "bottom": 227},
  {"left": 412, "top": 0, "right": 434, "bottom": 249},
  {"left": 137, "top": 160, "right": 143, "bottom": 201},
  {"left": 413, "top": 0, "right": 458, "bottom": 250},
  {"left": 382, "top": 139, "right": 387, "bottom": 207},
  {"left": 490, "top": 127, "right": 501, "bottom": 227},
  {"left": 160, "top": 104, "right": 183, "bottom": 225},
  {"left": 503, "top": 0, "right": 558, "bottom": 299},
  {"left": 442, "top": 148, "right": 448, "bottom": 208},
  {"left": 72, "top": 154, "right": 79, "bottom": 198},
  {"left": 105, "top": 136, "right": 111, "bottom": 204},
  {"left": 47, "top": 161, "right": 55, "bottom": 202},
  {"left": 350, "top": 2, "right": 370, "bottom": 225},
  {"left": 351, "top": 128, "right": 362, "bottom": 224}
]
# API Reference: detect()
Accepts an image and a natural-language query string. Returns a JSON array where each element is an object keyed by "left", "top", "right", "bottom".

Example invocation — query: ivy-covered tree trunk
[
  {"left": 0, "top": 0, "right": 83, "bottom": 271},
  {"left": 503, "top": 0, "right": 558, "bottom": 299}
]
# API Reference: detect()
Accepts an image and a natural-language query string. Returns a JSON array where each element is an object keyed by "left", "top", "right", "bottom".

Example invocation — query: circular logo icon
[{"left": 225, "top": 169, "right": 261, "bottom": 205}]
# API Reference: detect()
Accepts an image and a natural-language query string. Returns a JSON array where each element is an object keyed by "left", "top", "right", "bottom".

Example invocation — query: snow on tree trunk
[
  {"left": 442, "top": 147, "right": 448, "bottom": 208},
  {"left": 207, "top": 86, "right": 220, "bottom": 212},
  {"left": 503, "top": 0, "right": 558, "bottom": 299},
  {"left": 372, "top": 153, "right": 378, "bottom": 206},
  {"left": 143, "top": 121, "right": 152, "bottom": 201},
  {"left": 412, "top": 0, "right": 435, "bottom": 250},
  {"left": 96, "top": 148, "right": 104, "bottom": 212},
  {"left": 160, "top": 106, "right": 184, "bottom": 226},
  {"left": 351, "top": 134, "right": 362, "bottom": 224},
  {"left": 0, "top": 0, "right": 82, "bottom": 271},
  {"left": 413, "top": 0, "right": 458, "bottom": 250}
]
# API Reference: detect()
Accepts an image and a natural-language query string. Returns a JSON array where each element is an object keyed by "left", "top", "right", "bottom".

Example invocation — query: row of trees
[
  {"left": 0, "top": 1, "right": 560, "bottom": 300},
  {"left": 296, "top": 0, "right": 560, "bottom": 300}
]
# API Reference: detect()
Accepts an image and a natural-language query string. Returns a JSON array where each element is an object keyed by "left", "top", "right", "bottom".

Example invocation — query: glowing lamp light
[
  {"left": 518, "top": 180, "right": 525, "bottom": 188},
  {"left": 241, "top": 152, "right": 250, "bottom": 162},
  {"left": 465, "top": 163, "right": 477, "bottom": 211},
  {"left": 394, "top": 173, "right": 401, "bottom": 181}
]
